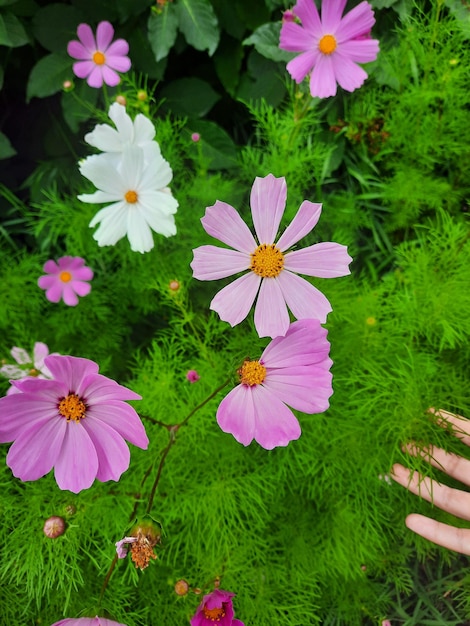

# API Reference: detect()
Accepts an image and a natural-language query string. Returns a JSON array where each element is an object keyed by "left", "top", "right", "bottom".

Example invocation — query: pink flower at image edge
[
  {"left": 38, "top": 256, "right": 93, "bottom": 306},
  {"left": 190, "top": 589, "right": 244, "bottom": 626},
  {"left": 67, "top": 21, "right": 131, "bottom": 88},
  {"left": 279, "top": 0, "right": 379, "bottom": 98},
  {"left": 51, "top": 618, "right": 127, "bottom": 626}
]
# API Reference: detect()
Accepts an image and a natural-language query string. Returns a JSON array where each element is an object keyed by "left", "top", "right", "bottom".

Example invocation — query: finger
[
  {"left": 401, "top": 444, "right": 470, "bottom": 488},
  {"left": 431, "top": 408, "right": 470, "bottom": 445},
  {"left": 405, "top": 513, "right": 470, "bottom": 555},
  {"left": 391, "top": 463, "right": 470, "bottom": 521}
]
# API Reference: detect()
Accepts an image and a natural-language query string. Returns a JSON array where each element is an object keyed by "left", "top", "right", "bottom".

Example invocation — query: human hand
[{"left": 391, "top": 409, "right": 470, "bottom": 554}]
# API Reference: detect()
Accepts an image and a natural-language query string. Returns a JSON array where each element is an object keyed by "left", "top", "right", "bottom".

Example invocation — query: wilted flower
[
  {"left": 186, "top": 370, "right": 200, "bottom": 383},
  {"left": 115, "top": 516, "right": 162, "bottom": 569},
  {"left": 190, "top": 589, "right": 244, "bottom": 626},
  {"left": 67, "top": 21, "right": 131, "bottom": 88},
  {"left": 1, "top": 342, "right": 56, "bottom": 395},
  {"left": 0, "top": 355, "right": 148, "bottom": 493},
  {"left": 43, "top": 516, "right": 66, "bottom": 538},
  {"left": 38, "top": 256, "right": 93, "bottom": 306},
  {"left": 191, "top": 174, "right": 351, "bottom": 338},
  {"left": 217, "top": 319, "right": 333, "bottom": 449},
  {"left": 51, "top": 618, "right": 126, "bottom": 626},
  {"left": 279, "top": 0, "right": 379, "bottom": 98}
]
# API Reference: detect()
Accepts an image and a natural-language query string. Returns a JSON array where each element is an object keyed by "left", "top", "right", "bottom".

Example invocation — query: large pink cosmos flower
[
  {"left": 0, "top": 342, "right": 57, "bottom": 396},
  {"left": 279, "top": 0, "right": 379, "bottom": 98},
  {"left": 190, "top": 589, "right": 244, "bottom": 626},
  {"left": 67, "top": 21, "right": 131, "bottom": 88},
  {"left": 0, "top": 355, "right": 148, "bottom": 493},
  {"left": 191, "top": 174, "right": 352, "bottom": 338},
  {"left": 51, "top": 618, "right": 126, "bottom": 626},
  {"left": 217, "top": 319, "right": 333, "bottom": 449},
  {"left": 38, "top": 256, "right": 93, "bottom": 306}
]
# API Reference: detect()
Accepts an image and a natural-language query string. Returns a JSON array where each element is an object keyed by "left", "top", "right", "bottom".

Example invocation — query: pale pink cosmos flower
[
  {"left": 67, "top": 21, "right": 131, "bottom": 88},
  {"left": 0, "top": 355, "right": 148, "bottom": 493},
  {"left": 191, "top": 174, "right": 352, "bottom": 338},
  {"left": 0, "top": 342, "right": 57, "bottom": 396},
  {"left": 51, "top": 618, "right": 126, "bottom": 626},
  {"left": 217, "top": 319, "right": 333, "bottom": 449},
  {"left": 191, "top": 589, "right": 244, "bottom": 626},
  {"left": 38, "top": 256, "right": 93, "bottom": 306},
  {"left": 279, "top": 0, "right": 379, "bottom": 98}
]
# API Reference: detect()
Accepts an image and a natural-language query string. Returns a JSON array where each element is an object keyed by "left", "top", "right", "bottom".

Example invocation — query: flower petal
[
  {"left": 73, "top": 60, "right": 94, "bottom": 79},
  {"left": 45, "top": 283, "right": 65, "bottom": 303},
  {"left": 54, "top": 423, "right": 98, "bottom": 493},
  {"left": 309, "top": 54, "right": 337, "bottom": 98},
  {"left": 105, "top": 38, "right": 129, "bottom": 58},
  {"left": 331, "top": 54, "right": 368, "bottom": 92},
  {"left": 254, "top": 277, "right": 290, "bottom": 338},
  {"left": 251, "top": 384, "right": 301, "bottom": 449},
  {"left": 0, "top": 395, "right": 58, "bottom": 441},
  {"left": 216, "top": 385, "right": 256, "bottom": 446},
  {"left": 62, "top": 284, "right": 79, "bottom": 306},
  {"left": 277, "top": 270, "right": 332, "bottom": 323},
  {"left": 293, "top": 0, "right": 322, "bottom": 32},
  {"left": 100, "top": 65, "right": 121, "bottom": 87},
  {"left": 87, "top": 65, "right": 105, "bottom": 88},
  {"left": 71, "top": 280, "right": 92, "bottom": 298},
  {"left": 338, "top": 38, "right": 379, "bottom": 63},
  {"left": 79, "top": 154, "right": 125, "bottom": 195},
  {"left": 67, "top": 40, "right": 91, "bottom": 60},
  {"left": 191, "top": 245, "right": 250, "bottom": 280},
  {"left": 96, "top": 20, "right": 114, "bottom": 51},
  {"left": 133, "top": 113, "right": 156, "bottom": 145},
  {"left": 276, "top": 201, "right": 322, "bottom": 251},
  {"left": 90, "top": 204, "right": 129, "bottom": 247},
  {"left": 106, "top": 54, "right": 131, "bottom": 73},
  {"left": 87, "top": 401, "right": 148, "bottom": 449},
  {"left": 335, "top": 1, "right": 376, "bottom": 42},
  {"left": 210, "top": 273, "right": 260, "bottom": 327},
  {"left": 45, "top": 355, "right": 99, "bottom": 397},
  {"left": 201, "top": 201, "right": 257, "bottom": 253},
  {"left": 11, "top": 347, "right": 30, "bottom": 365},
  {"left": 279, "top": 22, "right": 316, "bottom": 53},
  {"left": 43, "top": 259, "right": 59, "bottom": 273},
  {"left": 76, "top": 23, "right": 96, "bottom": 52},
  {"left": 261, "top": 319, "right": 330, "bottom": 368},
  {"left": 264, "top": 365, "right": 333, "bottom": 413},
  {"left": 286, "top": 50, "right": 319, "bottom": 83},
  {"left": 250, "top": 174, "right": 286, "bottom": 244},
  {"left": 284, "top": 242, "right": 352, "bottom": 277},
  {"left": 320, "top": 0, "right": 348, "bottom": 32},
  {"left": 126, "top": 209, "right": 155, "bottom": 253},
  {"left": 84, "top": 375, "right": 141, "bottom": 403},
  {"left": 82, "top": 418, "right": 130, "bottom": 482}
]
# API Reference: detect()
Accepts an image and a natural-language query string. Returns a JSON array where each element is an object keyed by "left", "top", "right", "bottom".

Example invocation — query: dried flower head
[{"left": 116, "top": 516, "right": 162, "bottom": 570}]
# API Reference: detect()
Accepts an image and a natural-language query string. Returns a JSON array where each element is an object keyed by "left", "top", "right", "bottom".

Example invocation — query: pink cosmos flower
[
  {"left": 51, "top": 618, "right": 126, "bottom": 626},
  {"left": 279, "top": 0, "right": 379, "bottom": 98},
  {"left": 0, "top": 355, "right": 148, "bottom": 493},
  {"left": 217, "top": 319, "right": 333, "bottom": 449},
  {"left": 38, "top": 256, "right": 93, "bottom": 306},
  {"left": 190, "top": 589, "right": 244, "bottom": 626},
  {"left": 191, "top": 174, "right": 352, "bottom": 339},
  {"left": 67, "top": 21, "right": 131, "bottom": 88},
  {"left": 1, "top": 342, "right": 56, "bottom": 395}
]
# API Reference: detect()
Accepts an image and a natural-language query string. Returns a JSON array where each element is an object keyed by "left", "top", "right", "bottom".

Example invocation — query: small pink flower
[
  {"left": 217, "top": 319, "right": 333, "bottom": 449},
  {"left": 191, "top": 132, "right": 201, "bottom": 142},
  {"left": 191, "top": 174, "right": 352, "bottom": 338},
  {"left": 0, "top": 355, "right": 148, "bottom": 493},
  {"left": 282, "top": 9, "right": 296, "bottom": 22},
  {"left": 67, "top": 21, "right": 131, "bottom": 88},
  {"left": 38, "top": 256, "right": 93, "bottom": 306},
  {"left": 51, "top": 618, "right": 127, "bottom": 626},
  {"left": 279, "top": 0, "right": 379, "bottom": 98},
  {"left": 190, "top": 589, "right": 244, "bottom": 626},
  {"left": 381, "top": 621, "right": 392, "bottom": 626},
  {"left": 186, "top": 370, "right": 200, "bottom": 383}
]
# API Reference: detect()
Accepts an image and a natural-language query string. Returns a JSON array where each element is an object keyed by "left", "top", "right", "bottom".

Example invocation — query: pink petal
[
  {"left": 57, "top": 256, "right": 74, "bottom": 269},
  {"left": 277, "top": 270, "right": 332, "bottom": 323},
  {"left": 100, "top": 65, "right": 121, "bottom": 87},
  {"left": 250, "top": 174, "right": 286, "bottom": 244},
  {"left": 261, "top": 319, "right": 330, "bottom": 368},
  {"left": 105, "top": 38, "right": 129, "bottom": 58},
  {"left": 70, "top": 280, "right": 91, "bottom": 297},
  {"left": 335, "top": 1, "right": 376, "bottom": 42},
  {"left": 210, "top": 273, "right": 261, "bottom": 327},
  {"left": 254, "top": 277, "right": 290, "bottom": 338},
  {"left": 66, "top": 256, "right": 85, "bottom": 270},
  {"left": 0, "top": 396, "right": 58, "bottom": 441},
  {"left": 86, "top": 65, "right": 104, "bottom": 88},
  {"left": 82, "top": 418, "right": 130, "bottom": 482},
  {"left": 62, "top": 284, "right": 79, "bottom": 306},
  {"left": 45, "top": 283, "right": 65, "bottom": 303},
  {"left": 33, "top": 342, "right": 49, "bottom": 367},
  {"left": 279, "top": 22, "right": 315, "bottom": 53},
  {"left": 6, "top": 417, "right": 66, "bottom": 481},
  {"left": 13, "top": 377, "right": 66, "bottom": 399},
  {"left": 216, "top": 385, "right": 256, "bottom": 446},
  {"left": 293, "top": 0, "right": 322, "bottom": 32},
  {"left": 251, "top": 384, "right": 301, "bottom": 449},
  {"left": 73, "top": 266, "right": 94, "bottom": 281},
  {"left": 338, "top": 38, "right": 379, "bottom": 63},
  {"left": 191, "top": 245, "right": 250, "bottom": 280},
  {"left": 286, "top": 50, "right": 319, "bottom": 83},
  {"left": 332, "top": 54, "right": 368, "bottom": 92},
  {"left": 43, "top": 259, "right": 59, "bottom": 274},
  {"left": 45, "top": 355, "right": 99, "bottom": 397},
  {"left": 11, "top": 347, "right": 30, "bottom": 364},
  {"left": 276, "top": 201, "right": 322, "bottom": 251},
  {"left": 105, "top": 55, "right": 131, "bottom": 73},
  {"left": 87, "top": 401, "right": 148, "bottom": 449},
  {"left": 73, "top": 60, "right": 94, "bottom": 79},
  {"left": 96, "top": 20, "right": 115, "bottom": 51},
  {"left": 264, "top": 365, "right": 333, "bottom": 413},
  {"left": 83, "top": 375, "right": 141, "bottom": 403},
  {"left": 284, "top": 242, "right": 352, "bottom": 277},
  {"left": 54, "top": 423, "right": 99, "bottom": 493},
  {"left": 76, "top": 23, "right": 96, "bottom": 52},
  {"left": 309, "top": 54, "right": 337, "bottom": 98},
  {"left": 67, "top": 40, "right": 91, "bottom": 60},
  {"left": 201, "top": 201, "right": 257, "bottom": 253},
  {"left": 320, "top": 0, "right": 348, "bottom": 32},
  {"left": 38, "top": 275, "right": 57, "bottom": 290}
]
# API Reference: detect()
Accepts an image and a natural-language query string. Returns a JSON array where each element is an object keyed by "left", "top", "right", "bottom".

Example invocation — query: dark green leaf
[
  {"left": 61, "top": 81, "right": 98, "bottom": 133},
  {"left": 26, "top": 52, "right": 72, "bottom": 102},
  {"left": 243, "top": 22, "right": 295, "bottom": 63},
  {"left": 32, "top": 4, "right": 84, "bottom": 53},
  {"left": 213, "top": 37, "right": 243, "bottom": 96},
  {"left": 148, "top": 3, "right": 178, "bottom": 62},
  {"left": 0, "top": 65, "right": 3, "bottom": 90},
  {"left": 234, "top": 0, "right": 270, "bottom": 30},
  {"left": 0, "top": 0, "right": 19, "bottom": 6},
  {"left": 237, "top": 51, "right": 286, "bottom": 108},
  {"left": 0, "top": 131, "right": 16, "bottom": 159},
  {"left": 160, "top": 77, "right": 220, "bottom": 118},
  {"left": 0, "top": 11, "right": 28, "bottom": 47},
  {"left": 175, "top": 0, "right": 219, "bottom": 56},
  {"left": 129, "top": 25, "right": 167, "bottom": 80},
  {"left": 189, "top": 120, "right": 238, "bottom": 170},
  {"left": 211, "top": 0, "right": 245, "bottom": 40}
]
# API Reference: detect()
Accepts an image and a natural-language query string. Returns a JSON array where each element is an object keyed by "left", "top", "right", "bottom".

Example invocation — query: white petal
[{"left": 127, "top": 210, "right": 155, "bottom": 253}]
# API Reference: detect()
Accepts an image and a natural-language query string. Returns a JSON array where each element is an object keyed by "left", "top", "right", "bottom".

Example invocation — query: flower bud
[
  {"left": 137, "top": 90, "right": 148, "bottom": 102},
  {"left": 186, "top": 370, "right": 200, "bottom": 383},
  {"left": 43, "top": 516, "right": 66, "bottom": 538},
  {"left": 169, "top": 279, "right": 180, "bottom": 292},
  {"left": 191, "top": 132, "right": 200, "bottom": 142},
  {"left": 115, "top": 95, "right": 127, "bottom": 106},
  {"left": 174, "top": 579, "right": 189, "bottom": 596}
]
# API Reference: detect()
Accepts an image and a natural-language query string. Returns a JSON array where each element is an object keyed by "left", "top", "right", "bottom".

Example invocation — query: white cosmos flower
[{"left": 78, "top": 144, "right": 178, "bottom": 254}]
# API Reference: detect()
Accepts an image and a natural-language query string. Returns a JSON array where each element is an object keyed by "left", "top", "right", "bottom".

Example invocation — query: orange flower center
[
  {"left": 239, "top": 360, "right": 266, "bottom": 386},
  {"left": 125, "top": 190, "right": 139, "bottom": 204},
  {"left": 59, "top": 271, "right": 72, "bottom": 283},
  {"left": 250, "top": 243, "right": 284, "bottom": 278},
  {"left": 92, "top": 51, "right": 106, "bottom": 65},
  {"left": 58, "top": 393, "right": 86, "bottom": 422},
  {"left": 318, "top": 34, "right": 337, "bottom": 55},
  {"left": 203, "top": 605, "right": 226, "bottom": 621}
]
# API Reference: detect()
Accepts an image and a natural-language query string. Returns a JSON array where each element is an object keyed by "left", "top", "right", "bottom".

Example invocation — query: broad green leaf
[
  {"left": 210, "top": 0, "right": 245, "bottom": 40},
  {"left": 26, "top": 52, "right": 72, "bottom": 102},
  {"left": 160, "top": 77, "right": 220, "bottom": 118},
  {"left": 148, "top": 3, "right": 178, "bottom": 62},
  {"left": 129, "top": 26, "right": 167, "bottom": 80},
  {"left": 237, "top": 51, "right": 286, "bottom": 108},
  {"left": 0, "top": 11, "right": 28, "bottom": 47},
  {"left": 175, "top": 0, "right": 219, "bottom": 56},
  {"left": 243, "top": 22, "right": 295, "bottom": 63},
  {"left": 0, "top": 0, "right": 19, "bottom": 6},
  {"left": 61, "top": 81, "right": 98, "bottom": 133},
  {"left": 115, "top": 0, "right": 151, "bottom": 21},
  {"left": 234, "top": 0, "right": 270, "bottom": 30},
  {"left": 32, "top": 4, "right": 83, "bottom": 53},
  {"left": 0, "top": 131, "right": 16, "bottom": 159},
  {"left": 69, "top": 0, "right": 119, "bottom": 22},
  {"left": 189, "top": 120, "right": 238, "bottom": 170}
]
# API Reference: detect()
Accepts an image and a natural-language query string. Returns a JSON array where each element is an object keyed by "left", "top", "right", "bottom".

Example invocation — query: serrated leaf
[
  {"left": 243, "top": 22, "right": 295, "bottom": 63},
  {"left": 148, "top": 4, "right": 178, "bottom": 62},
  {"left": 189, "top": 120, "right": 238, "bottom": 170},
  {"left": 0, "top": 11, "right": 28, "bottom": 47},
  {"left": 26, "top": 52, "right": 72, "bottom": 102},
  {"left": 0, "top": 131, "right": 16, "bottom": 159},
  {"left": 160, "top": 77, "right": 220, "bottom": 118},
  {"left": 175, "top": 0, "right": 219, "bottom": 56},
  {"left": 32, "top": 4, "right": 84, "bottom": 53}
]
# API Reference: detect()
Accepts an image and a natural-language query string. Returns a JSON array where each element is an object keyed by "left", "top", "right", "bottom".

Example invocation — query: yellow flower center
[
  {"left": 59, "top": 271, "right": 72, "bottom": 283},
  {"left": 239, "top": 360, "right": 266, "bottom": 386},
  {"left": 92, "top": 51, "right": 106, "bottom": 65},
  {"left": 250, "top": 244, "right": 284, "bottom": 278},
  {"left": 318, "top": 34, "right": 337, "bottom": 55},
  {"left": 125, "top": 190, "right": 139, "bottom": 204},
  {"left": 203, "top": 605, "right": 226, "bottom": 621},
  {"left": 58, "top": 393, "right": 86, "bottom": 422}
]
